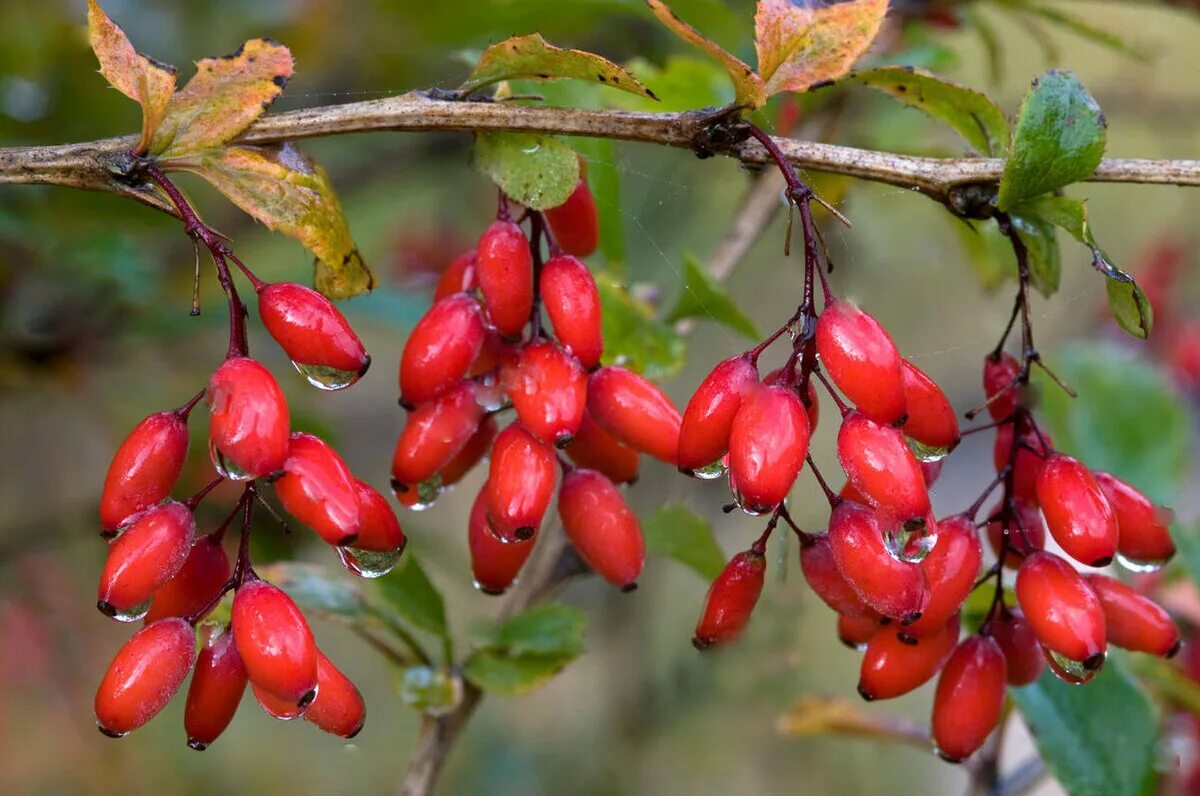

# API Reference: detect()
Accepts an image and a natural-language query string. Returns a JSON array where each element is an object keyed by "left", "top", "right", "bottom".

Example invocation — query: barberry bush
[{"left": 1, "top": 1, "right": 1199, "bottom": 794}]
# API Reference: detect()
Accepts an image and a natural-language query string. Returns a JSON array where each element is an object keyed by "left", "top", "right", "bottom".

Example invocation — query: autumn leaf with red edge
[{"left": 755, "top": 0, "right": 890, "bottom": 96}]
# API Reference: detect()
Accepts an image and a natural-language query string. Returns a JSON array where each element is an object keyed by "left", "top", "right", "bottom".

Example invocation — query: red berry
[
  {"left": 303, "top": 651, "right": 365, "bottom": 738},
  {"left": 564, "top": 409, "right": 639, "bottom": 484},
  {"left": 800, "top": 533, "right": 875, "bottom": 619},
  {"left": 353, "top": 480, "right": 406, "bottom": 554},
  {"left": 932, "top": 635, "right": 1007, "bottom": 762},
  {"left": 903, "top": 515, "right": 982, "bottom": 635},
  {"left": 252, "top": 681, "right": 306, "bottom": 720},
  {"left": 544, "top": 176, "right": 599, "bottom": 257},
  {"left": 900, "top": 360, "right": 959, "bottom": 453},
  {"left": 587, "top": 366, "right": 682, "bottom": 465},
  {"left": 985, "top": 499, "right": 1045, "bottom": 568},
  {"left": 274, "top": 432, "right": 361, "bottom": 547},
  {"left": 1085, "top": 574, "right": 1179, "bottom": 657},
  {"left": 95, "top": 617, "right": 196, "bottom": 737},
  {"left": 828, "top": 502, "right": 930, "bottom": 622},
  {"left": 486, "top": 424, "right": 557, "bottom": 541},
  {"left": 1094, "top": 472, "right": 1176, "bottom": 567},
  {"left": 762, "top": 368, "right": 820, "bottom": 431},
  {"left": 476, "top": 219, "right": 533, "bottom": 338},
  {"left": 983, "top": 352, "right": 1021, "bottom": 420},
  {"left": 502, "top": 340, "right": 587, "bottom": 446},
  {"left": 678, "top": 355, "right": 759, "bottom": 476},
  {"left": 468, "top": 483, "right": 536, "bottom": 595},
  {"left": 815, "top": 299, "right": 906, "bottom": 424},
  {"left": 391, "top": 381, "right": 483, "bottom": 488},
  {"left": 728, "top": 384, "right": 810, "bottom": 512},
  {"left": 143, "top": 535, "right": 230, "bottom": 624},
  {"left": 442, "top": 415, "right": 499, "bottom": 488},
  {"left": 693, "top": 550, "right": 766, "bottom": 649},
  {"left": 837, "top": 412, "right": 931, "bottom": 524},
  {"left": 399, "top": 293, "right": 486, "bottom": 406},
  {"left": 434, "top": 248, "right": 478, "bottom": 301},
  {"left": 257, "top": 282, "right": 369, "bottom": 386},
  {"left": 1036, "top": 454, "right": 1118, "bottom": 567},
  {"left": 231, "top": 579, "right": 318, "bottom": 706},
  {"left": 1015, "top": 552, "right": 1106, "bottom": 668},
  {"left": 858, "top": 617, "right": 959, "bottom": 701},
  {"left": 993, "top": 422, "right": 1052, "bottom": 505},
  {"left": 921, "top": 459, "right": 944, "bottom": 488},
  {"left": 989, "top": 608, "right": 1044, "bottom": 685},
  {"left": 837, "top": 613, "right": 881, "bottom": 650},
  {"left": 540, "top": 254, "right": 603, "bottom": 368},
  {"left": 207, "top": 357, "right": 290, "bottom": 480},
  {"left": 559, "top": 468, "right": 644, "bottom": 590},
  {"left": 184, "top": 623, "right": 248, "bottom": 750},
  {"left": 99, "top": 410, "right": 189, "bottom": 532},
  {"left": 98, "top": 501, "right": 195, "bottom": 618}
]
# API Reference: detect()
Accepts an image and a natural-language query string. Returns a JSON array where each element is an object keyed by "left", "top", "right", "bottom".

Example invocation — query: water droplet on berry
[
  {"left": 105, "top": 596, "right": 153, "bottom": 623},
  {"left": 1045, "top": 649, "right": 1103, "bottom": 684},
  {"left": 884, "top": 523, "right": 938, "bottom": 564},
  {"left": 906, "top": 437, "right": 951, "bottom": 463},
  {"left": 96, "top": 719, "right": 128, "bottom": 739},
  {"left": 208, "top": 440, "right": 255, "bottom": 481},
  {"left": 473, "top": 374, "right": 508, "bottom": 412},
  {"left": 336, "top": 545, "right": 402, "bottom": 578},
  {"left": 1115, "top": 552, "right": 1168, "bottom": 574},
  {"left": 691, "top": 459, "right": 727, "bottom": 481},
  {"left": 472, "top": 576, "right": 518, "bottom": 595},
  {"left": 292, "top": 361, "right": 362, "bottom": 391},
  {"left": 394, "top": 477, "right": 442, "bottom": 512}
]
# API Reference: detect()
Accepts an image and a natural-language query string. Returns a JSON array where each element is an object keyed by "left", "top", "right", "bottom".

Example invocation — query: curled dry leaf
[
  {"left": 461, "top": 33, "right": 657, "bottom": 100},
  {"left": 755, "top": 0, "right": 889, "bottom": 96}
]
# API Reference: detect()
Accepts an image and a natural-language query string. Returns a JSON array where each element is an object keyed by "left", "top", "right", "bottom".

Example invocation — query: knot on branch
[
  {"left": 947, "top": 183, "right": 999, "bottom": 220},
  {"left": 689, "top": 104, "right": 751, "bottom": 160}
]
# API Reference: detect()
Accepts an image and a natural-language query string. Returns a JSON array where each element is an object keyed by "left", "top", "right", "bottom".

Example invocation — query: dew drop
[
  {"left": 884, "top": 523, "right": 938, "bottom": 564},
  {"left": 473, "top": 373, "right": 508, "bottom": 411},
  {"left": 336, "top": 545, "right": 403, "bottom": 578},
  {"left": 399, "top": 666, "right": 462, "bottom": 716},
  {"left": 1045, "top": 648, "right": 1103, "bottom": 684},
  {"left": 393, "top": 477, "right": 442, "bottom": 512},
  {"left": 102, "top": 596, "right": 152, "bottom": 623},
  {"left": 292, "top": 361, "right": 362, "bottom": 391},
  {"left": 1115, "top": 552, "right": 1168, "bottom": 574},
  {"left": 96, "top": 719, "right": 128, "bottom": 739},
  {"left": 208, "top": 440, "right": 254, "bottom": 481},
  {"left": 906, "top": 438, "right": 951, "bottom": 463},
  {"left": 690, "top": 460, "right": 727, "bottom": 481}
]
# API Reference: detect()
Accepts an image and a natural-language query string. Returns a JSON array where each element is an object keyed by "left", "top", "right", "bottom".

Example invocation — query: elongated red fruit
[
  {"left": 502, "top": 340, "right": 587, "bottom": 446},
  {"left": 828, "top": 502, "right": 930, "bottom": 622},
  {"left": 900, "top": 360, "right": 959, "bottom": 453},
  {"left": 231, "top": 579, "right": 318, "bottom": 706},
  {"left": 304, "top": 651, "right": 365, "bottom": 738},
  {"left": 985, "top": 499, "right": 1045, "bottom": 568},
  {"left": 678, "top": 355, "right": 759, "bottom": 476},
  {"left": 207, "top": 357, "right": 290, "bottom": 480},
  {"left": 983, "top": 352, "right": 1021, "bottom": 420},
  {"left": 1094, "top": 471, "right": 1176, "bottom": 567},
  {"left": 816, "top": 299, "right": 906, "bottom": 424},
  {"left": 540, "top": 254, "right": 603, "bottom": 368},
  {"left": 1036, "top": 454, "right": 1118, "bottom": 567},
  {"left": 904, "top": 515, "right": 982, "bottom": 635},
  {"left": 728, "top": 384, "right": 810, "bottom": 513},
  {"left": 100, "top": 410, "right": 189, "bottom": 532},
  {"left": 1015, "top": 552, "right": 1106, "bottom": 668},
  {"left": 95, "top": 617, "right": 196, "bottom": 737},
  {"left": 587, "top": 366, "right": 682, "bottom": 465},
  {"left": 989, "top": 608, "right": 1044, "bottom": 685},
  {"left": 932, "top": 636, "right": 1007, "bottom": 762},
  {"left": 434, "top": 249, "right": 478, "bottom": 301},
  {"left": 353, "top": 480, "right": 406, "bottom": 553},
  {"left": 399, "top": 293, "right": 486, "bottom": 406},
  {"left": 274, "top": 432, "right": 361, "bottom": 547},
  {"left": 567, "top": 411, "right": 640, "bottom": 484},
  {"left": 257, "top": 282, "right": 369, "bottom": 387},
  {"left": 476, "top": 219, "right": 533, "bottom": 338},
  {"left": 469, "top": 483, "right": 536, "bottom": 595},
  {"left": 391, "top": 381, "right": 483, "bottom": 488},
  {"left": 1086, "top": 574, "right": 1179, "bottom": 657},
  {"left": 993, "top": 423, "right": 1052, "bottom": 505},
  {"left": 858, "top": 618, "right": 959, "bottom": 700},
  {"left": 252, "top": 681, "right": 305, "bottom": 720},
  {"left": 559, "top": 468, "right": 644, "bottom": 589},
  {"left": 693, "top": 550, "right": 766, "bottom": 648},
  {"left": 486, "top": 424, "right": 557, "bottom": 541},
  {"left": 184, "top": 623, "right": 248, "bottom": 750},
  {"left": 838, "top": 613, "right": 881, "bottom": 650},
  {"left": 98, "top": 501, "right": 195, "bottom": 618},
  {"left": 800, "top": 533, "right": 875, "bottom": 619},
  {"left": 544, "top": 176, "right": 599, "bottom": 257},
  {"left": 838, "top": 412, "right": 930, "bottom": 524},
  {"left": 144, "top": 535, "right": 230, "bottom": 624},
  {"left": 440, "top": 416, "right": 498, "bottom": 488}
]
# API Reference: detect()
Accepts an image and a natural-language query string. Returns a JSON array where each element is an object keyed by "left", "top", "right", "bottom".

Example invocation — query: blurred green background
[{"left": 0, "top": 1, "right": 1197, "bottom": 794}]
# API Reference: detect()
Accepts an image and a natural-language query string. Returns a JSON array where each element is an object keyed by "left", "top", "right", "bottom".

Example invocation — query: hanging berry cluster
[
  {"left": 92, "top": 164, "right": 405, "bottom": 747},
  {"left": 683, "top": 127, "right": 1181, "bottom": 763}
]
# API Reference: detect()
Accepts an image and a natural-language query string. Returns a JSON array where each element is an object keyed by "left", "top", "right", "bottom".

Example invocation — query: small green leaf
[
  {"left": 997, "top": 70, "right": 1107, "bottom": 211},
  {"left": 464, "top": 650, "right": 577, "bottom": 695},
  {"left": 1012, "top": 653, "right": 1158, "bottom": 796},
  {"left": 1009, "top": 213, "right": 1060, "bottom": 298},
  {"left": 666, "top": 253, "right": 761, "bottom": 340},
  {"left": 953, "top": 219, "right": 1014, "bottom": 291},
  {"left": 643, "top": 504, "right": 725, "bottom": 581},
  {"left": 374, "top": 554, "right": 448, "bottom": 639},
  {"left": 570, "top": 138, "right": 625, "bottom": 271},
  {"left": 487, "top": 603, "right": 587, "bottom": 657},
  {"left": 397, "top": 666, "right": 462, "bottom": 714},
  {"left": 471, "top": 131, "right": 580, "bottom": 212},
  {"left": 460, "top": 33, "right": 656, "bottom": 100},
  {"left": 608, "top": 56, "right": 734, "bottom": 113},
  {"left": 595, "top": 271, "right": 687, "bottom": 380},
  {"left": 259, "top": 562, "right": 365, "bottom": 619},
  {"left": 1105, "top": 278, "right": 1154, "bottom": 340}
]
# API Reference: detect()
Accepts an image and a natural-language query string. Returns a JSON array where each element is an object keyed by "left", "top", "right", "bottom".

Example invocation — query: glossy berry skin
[
  {"left": 900, "top": 360, "right": 959, "bottom": 453},
  {"left": 986, "top": 499, "right": 1045, "bottom": 569},
  {"left": 434, "top": 249, "right": 478, "bottom": 301},
  {"left": 207, "top": 357, "right": 290, "bottom": 480},
  {"left": 486, "top": 424, "right": 557, "bottom": 541},
  {"left": 540, "top": 254, "right": 603, "bottom": 368},
  {"left": 544, "top": 176, "right": 599, "bottom": 257},
  {"left": 678, "top": 355, "right": 759, "bottom": 475},
  {"left": 693, "top": 550, "right": 766, "bottom": 649},
  {"left": 565, "top": 410, "right": 640, "bottom": 484},
  {"left": 440, "top": 416, "right": 498, "bottom": 488},
  {"left": 476, "top": 219, "right": 533, "bottom": 338},
  {"left": 828, "top": 502, "right": 930, "bottom": 622},
  {"left": 1036, "top": 454, "right": 1118, "bottom": 567},
  {"left": 837, "top": 412, "right": 931, "bottom": 524},
  {"left": 502, "top": 341, "right": 587, "bottom": 446},
  {"left": 800, "top": 533, "right": 874, "bottom": 619},
  {"left": 353, "top": 480, "right": 406, "bottom": 554},
  {"left": 904, "top": 515, "right": 982, "bottom": 635},
  {"left": 400, "top": 293, "right": 486, "bottom": 407},
  {"left": 1015, "top": 552, "right": 1107, "bottom": 667},
  {"left": 1085, "top": 574, "right": 1179, "bottom": 657},
  {"left": 274, "top": 433, "right": 361, "bottom": 547},
  {"left": 469, "top": 483, "right": 535, "bottom": 595},
  {"left": 932, "top": 636, "right": 1007, "bottom": 762},
  {"left": 983, "top": 352, "right": 1022, "bottom": 420},
  {"left": 858, "top": 618, "right": 959, "bottom": 701},
  {"left": 257, "top": 282, "right": 369, "bottom": 378},
  {"left": 304, "top": 651, "right": 365, "bottom": 738},
  {"left": 231, "top": 579, "right": 319, "bottom": 706},
  {"left": 993, "top": 423, "right": 1052, "bottom": 505},
  {"left": 1094, "top": 472, "right": 1176, "bottom": 566},
  {"left": 838, "top": 613, "right": 880, "bottom": 650},
  {"left": 184, "top": 624, "right": 248, "bottom": 750},
  {"left": 99, "top": 410, "right": 189, "bottom": 532},
  {"left": 94, "top": 617, "right": 196, "bottom": 737},
  {"left": 816, "top": 300, "right": 906, "bottom": 425},
  {"left": 728, "top": 385, "right": 810, "bottom": 513},
  {"left": 587, "top": 366, "right": 682, "bottom": 465},
  {"left": 989, "top": 608, "right": 1044, "bottom": 685},
  {"left": 391, "top": 381, "right": 483, "bottom": 488},
  {"left": 143, "top": 535, "right": 230, "bottom": 624},
  {"left": 252, "top": 681, "right": 305, "bottom": 720},
  {"left": 559, "top": 468, "right": 644, "bottom": 590},
  {"left": 98, "top": 501, "right": 195, "bottom": 617}
]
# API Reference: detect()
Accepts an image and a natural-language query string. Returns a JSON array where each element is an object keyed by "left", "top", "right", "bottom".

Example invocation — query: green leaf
[
  {"left": 374, "top": 554, "right": 448, "bottom": 639},
  {"left": 1105, "top": 278, "right": 1154, "bottom": 340},
  {"left": 1012, "top": 653, "right": 1158, "bottom": 796},
  {"left": 464, "top": 649, "right": 577, "bottom": 695},
  {"left": 485, "top": 603, "right": 587, "bottom": 657},
  {"left": 953, "top": 219, "right": 1014, "bottom": 291},
  {"left": 460, "top": 33, "right": 656, "bottom": 100},
  {"left": 608, "top": 56, "right": 734, "bottom": 113},
  {"left": 472, "top": 131, "right": 580, "bottom": 212},
  {"left": 259, "top": 562, "right": 365, "bottom": 619},
  {"left": 845, "top": 66, "right": 1008, "bottom": 156},
  {"left": 596, "top": 271, "right": 687, "bottom": 379},
  {"left": 643, "top": 504, "right": 726, "bottom": 581},
  {"left": 570, "top": 138, "right": 625, "bottom": 271},
  {"left": 1008, "top": 213, "right": 1060, "bottom": 298},
  {"left": 997, "top": 70, "right": 1107, "bottom": 211},
  {"left": 666, "top": 253, "right": 761, "bottom": 340}
]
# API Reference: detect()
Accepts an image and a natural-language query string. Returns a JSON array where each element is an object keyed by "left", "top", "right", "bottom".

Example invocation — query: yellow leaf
[
  {"left": 755, "top": 0, "right": 889, "bottom": 95},
  {"left": 461, "top": 34, "right": 657, "bottom": 100}
]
